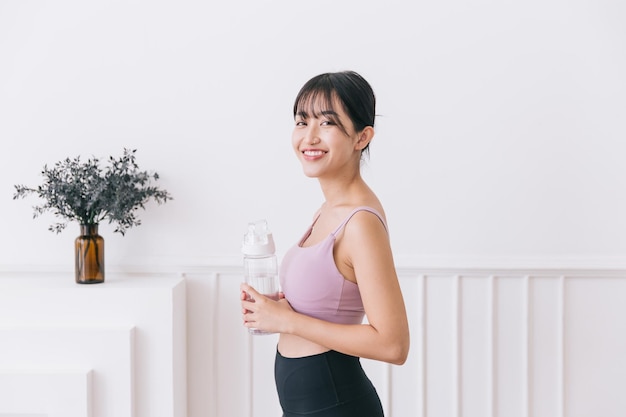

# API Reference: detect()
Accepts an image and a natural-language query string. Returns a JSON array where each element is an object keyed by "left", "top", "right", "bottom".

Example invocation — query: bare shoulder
[
  {"left": 347, "top": 205, "right": 388, "bottom": 236},
  {"left": 335, "top": 206, "right": 391, "bottom": 266},
  {"left": 332, "top": 202, "right": 392, "bottom": 278}
]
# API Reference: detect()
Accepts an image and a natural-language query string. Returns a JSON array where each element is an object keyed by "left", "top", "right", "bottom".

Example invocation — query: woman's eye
[
  {"left": 295, "top": 121, "right": 306, "bottom": 126},
  {"left": 321, "top": 120, "right": 334, "bottom": 126}
]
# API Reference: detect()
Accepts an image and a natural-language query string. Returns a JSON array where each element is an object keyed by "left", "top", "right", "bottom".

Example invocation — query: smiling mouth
[{"left": 303, "top": 150, "right": 326, "bottom": 156}]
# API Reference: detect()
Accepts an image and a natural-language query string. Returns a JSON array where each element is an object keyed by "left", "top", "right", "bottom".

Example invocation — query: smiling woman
[
  {"left": 291, "top": 73, "right": 376, "bottom": 182},
  {"left": 293, "top": 71, "right": 375, "bottom": 154},
  {"left": 240, "top": 71, "right": 410, "bottom": 417}
]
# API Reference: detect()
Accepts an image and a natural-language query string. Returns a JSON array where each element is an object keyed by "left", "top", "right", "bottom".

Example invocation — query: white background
[{"left": 1, "top": 1, "right": 625, "bottom": 268}]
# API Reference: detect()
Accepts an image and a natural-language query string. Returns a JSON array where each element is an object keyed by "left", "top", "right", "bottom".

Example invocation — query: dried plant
[{"left": 13, "top": 148, "right": 172, "bottom": 235}]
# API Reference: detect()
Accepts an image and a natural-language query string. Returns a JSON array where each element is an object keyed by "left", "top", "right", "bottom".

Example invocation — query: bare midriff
[{"left": 277, "top": 333, "right": 330, "bottom": 358}]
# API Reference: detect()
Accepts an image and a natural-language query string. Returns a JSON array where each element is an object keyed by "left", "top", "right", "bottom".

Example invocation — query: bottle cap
[{"left": 242, "top": 219, "right": 276, "bottom": 256}]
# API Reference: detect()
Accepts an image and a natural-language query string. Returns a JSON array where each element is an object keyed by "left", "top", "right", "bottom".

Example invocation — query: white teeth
[{"left": 304, "top": 150, "right": 324, "bottom": 156}]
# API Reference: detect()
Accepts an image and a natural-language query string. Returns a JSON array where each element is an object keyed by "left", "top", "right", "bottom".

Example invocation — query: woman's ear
[{"left": 355, "top": 126, "right": 375, "bottom": 151}]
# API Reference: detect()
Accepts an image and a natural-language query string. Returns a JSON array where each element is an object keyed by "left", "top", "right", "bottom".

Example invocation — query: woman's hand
[{"left": 240, "top": 283, "right": 293, "bottom": 334}]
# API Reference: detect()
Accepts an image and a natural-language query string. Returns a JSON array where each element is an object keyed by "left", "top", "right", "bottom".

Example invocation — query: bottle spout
[{"left": 242, "top": 219, "right": 275, "bottom": 255}]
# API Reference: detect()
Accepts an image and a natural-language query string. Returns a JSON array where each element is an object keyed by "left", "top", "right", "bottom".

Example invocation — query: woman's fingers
[{"left": 240, "top": 283, "right": 288, "bottom": 332}]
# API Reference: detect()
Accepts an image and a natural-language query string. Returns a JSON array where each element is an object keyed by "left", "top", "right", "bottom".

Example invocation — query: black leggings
[{"left": 274, "top": 349, "right": 384, "bottom": 417}]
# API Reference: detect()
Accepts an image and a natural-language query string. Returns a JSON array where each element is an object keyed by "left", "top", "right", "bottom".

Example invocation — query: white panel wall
[
  {"left": 0, "top": 266, "right": 624, "bottom": 416},
  {"left": 565, "top": 277, "right": 626, "bottom": 417},
  {"left": 185, "top": 266, "right": 626, "bottom": 417}
]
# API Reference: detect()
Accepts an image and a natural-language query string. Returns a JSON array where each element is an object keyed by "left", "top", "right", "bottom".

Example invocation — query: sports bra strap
[{"left": 331, "top": 206, "right": 387, "bottom": 236}]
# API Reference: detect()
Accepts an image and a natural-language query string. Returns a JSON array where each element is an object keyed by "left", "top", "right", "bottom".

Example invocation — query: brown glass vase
[{"left": 75, "top": 224, "right": 105, "bottom": 284}]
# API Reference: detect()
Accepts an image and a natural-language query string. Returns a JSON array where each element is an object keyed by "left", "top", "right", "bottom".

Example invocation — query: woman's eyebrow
[{"left": 295, "top": 109, "right": 337, "bottom": 119}]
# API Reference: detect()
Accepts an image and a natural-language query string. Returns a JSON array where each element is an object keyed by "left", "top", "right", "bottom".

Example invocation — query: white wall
[{"left": 1, "top": 0, "right": 625, "bottom": 270}]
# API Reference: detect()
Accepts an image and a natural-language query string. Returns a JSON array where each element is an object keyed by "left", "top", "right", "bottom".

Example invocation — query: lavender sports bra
[{"left": 279, "top": 206, "right": 387, "bottom": 325}]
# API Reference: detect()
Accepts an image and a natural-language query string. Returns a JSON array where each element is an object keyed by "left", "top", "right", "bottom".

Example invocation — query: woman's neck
[{"left": 318, "top": 173, "right": 369, "bottom": 208}]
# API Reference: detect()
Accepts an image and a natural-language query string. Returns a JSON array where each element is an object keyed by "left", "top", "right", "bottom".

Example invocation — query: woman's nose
[{"left": 304, "top": 125, "right": 319, "bottom": 145}]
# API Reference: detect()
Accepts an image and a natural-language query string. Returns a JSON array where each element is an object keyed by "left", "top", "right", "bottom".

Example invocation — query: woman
[{"left": 241, "top": 71, "right": 410, "bottom": 416}]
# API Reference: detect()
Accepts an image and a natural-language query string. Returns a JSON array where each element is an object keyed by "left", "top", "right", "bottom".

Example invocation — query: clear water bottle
[{"left": 242, "top": 219, "right": 279, "bottom": 335}]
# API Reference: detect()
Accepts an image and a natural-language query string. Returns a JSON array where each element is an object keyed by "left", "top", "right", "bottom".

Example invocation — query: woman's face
[{"left": 291, "top": 95, "right": 363, "bottom": 179}]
